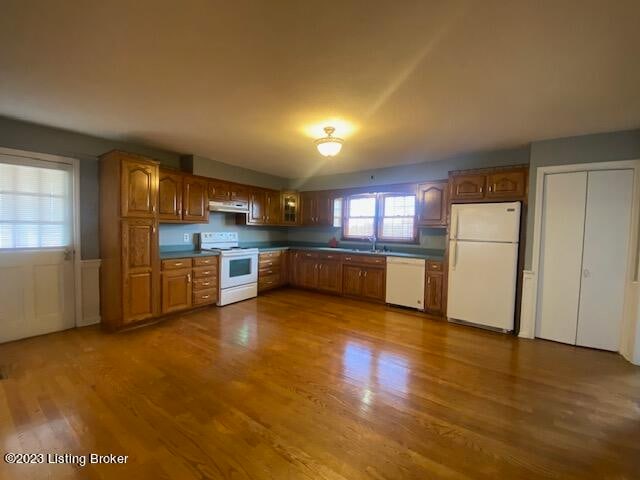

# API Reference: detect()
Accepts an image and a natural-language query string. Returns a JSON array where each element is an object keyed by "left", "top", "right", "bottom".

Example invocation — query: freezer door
[
  {"left": 447, "top": 240, "right": 518, "bottom": 330},
  {"left": 450, "top": 202, "right": 521, "bottom": 242}
]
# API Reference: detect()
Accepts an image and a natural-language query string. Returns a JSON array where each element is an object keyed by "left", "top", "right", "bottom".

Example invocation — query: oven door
[{"left": 220, "top": 252, "right": 258, "bottom": 288}]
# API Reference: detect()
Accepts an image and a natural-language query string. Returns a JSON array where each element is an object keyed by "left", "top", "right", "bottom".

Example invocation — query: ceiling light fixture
[{"left": 315, "top": 126, "right": 344, "bottom": 157}]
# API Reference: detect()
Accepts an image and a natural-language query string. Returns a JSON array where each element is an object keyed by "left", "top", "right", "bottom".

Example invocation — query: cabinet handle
[
  {"left": 152, "top": 205, "right": 156, "bottom": 213},
  {"left": 427, "top": 277, "right": 431, "bottom": 285},
  {"left": 479, "top": 186, "right": 484, "bottom": 193},
  {"left": 187, "top": 273, "right": 192, "bottom": 282},
  {"left": 364, "top": 271, "right": 367, "bottom": 277},
  {"left": 202, "top": 281, "right": 210, "bottom": 286},
  {"left": 175, "top": 262, "right": 183, "bottom": 266},
  {"left": 203, "top": 271, "right": 210, "bottom": 275},
  {"left": 488, "top": 185, "right": 493, "bottom": 192},
  {"left": 358, "top": 271, "right": 362, "bottom": 277},
  {"left": 201, "top": 295, "right": 210, "bottom": 299}
]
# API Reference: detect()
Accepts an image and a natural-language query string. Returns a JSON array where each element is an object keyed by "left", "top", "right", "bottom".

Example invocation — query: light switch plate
[{"left": 183, "top": 233, "right": 190, "bottom": 243}]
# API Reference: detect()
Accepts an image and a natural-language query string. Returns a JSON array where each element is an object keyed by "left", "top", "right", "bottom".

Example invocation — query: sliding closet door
[
  {"left": 576, "top": 170, "right": 633, "bottom": 351},
  {"left": 536, "top": 172, "right": 587, "bottom": 344}
]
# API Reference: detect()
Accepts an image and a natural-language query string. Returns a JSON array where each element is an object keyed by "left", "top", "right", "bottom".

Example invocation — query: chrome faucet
[{"left": 368, "top": 234, "right": 378, "bottom": 252}]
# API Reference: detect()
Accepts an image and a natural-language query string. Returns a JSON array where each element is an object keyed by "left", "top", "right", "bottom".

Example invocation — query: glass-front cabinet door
[{"left": 281, "top": 192, "right": 299, "bottom": 225}]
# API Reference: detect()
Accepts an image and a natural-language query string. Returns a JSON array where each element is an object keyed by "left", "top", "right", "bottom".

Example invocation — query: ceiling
[{"left": 1, "top": 1, "right": 639, "bottom": 179}]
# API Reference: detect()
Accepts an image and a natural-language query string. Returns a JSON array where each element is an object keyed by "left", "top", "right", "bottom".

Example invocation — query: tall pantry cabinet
[{"left": 100, "top": 151, "right": 160, "bottom": 329}]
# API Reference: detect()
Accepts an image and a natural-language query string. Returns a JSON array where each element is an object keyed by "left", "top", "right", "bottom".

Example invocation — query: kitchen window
[
  {"left": 379, "top": 194, "right": 416, "bottom": 242},
  {"left": 343, "top": 194, "right": 376, "bottom": 239},
  {"left": 342, "top": 192, "right": 417, "bottom": 243}
]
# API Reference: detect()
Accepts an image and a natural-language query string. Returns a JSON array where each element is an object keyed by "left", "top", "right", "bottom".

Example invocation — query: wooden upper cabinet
[
  {"left": 417, "top": 181, "right": 448, "bottom": 226},
  {"left": 158, "top": 170, "right": 183, "bottom": 222},
  {"left": 248, "top": 189, "right": 267, "bottom": 224},
  {"left": 121, "top": 218, "right": 158, "bottom": 323},
  {"left": 265, "top": 190, "right": 281, "bottom": 225},
  {"left": 183, "top": 176, "right": 209, "bottom": 222},
  {"left": 208, "top": 179, "right": 249, "bottom": 203},
  {"left": 450, "top": 174, "right": 486, "bottom": 201},
  {"left": 121, "top": 158, "right": 158, "bottom": 218},
  {"left": 300, "top": 191, "right": 333, "bottom": 226},
  {"left": 487, "top": 169, "right": 527, "bottom": 199},
  {"left": 281, "top": 192, "right": 299, "bottom": 225}
]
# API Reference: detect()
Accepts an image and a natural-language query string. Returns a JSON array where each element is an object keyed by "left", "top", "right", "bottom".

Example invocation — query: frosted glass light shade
[
  {"left": 314, "top": 126, "right": 344, "bottom": 157},
  {"left": 316, "top": 140, "right": 343, "bottom": 157}
]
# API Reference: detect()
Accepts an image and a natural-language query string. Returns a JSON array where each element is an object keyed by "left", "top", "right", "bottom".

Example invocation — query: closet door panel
[
  {"left": 536, "top": 172, "right": 587, "bottom": 344},
  {"left": 577, "top": 170, "right": 633, "bottom": 351}
]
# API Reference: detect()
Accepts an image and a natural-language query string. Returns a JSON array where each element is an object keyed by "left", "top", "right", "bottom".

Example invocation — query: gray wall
[
  {"left": 0, "top": 116, "right": 182, "bottom": 259},
  {"left": 290, "top": 146, "right": 531, "bottom": 191},
  {"left": 525, "top": 129, "right": 640, "bottom": 268},
  {"left": 192, "top": 155, "right": 288, "bottom": 190},
  {"left": 159, "top": 212, "right": 288, "bottom": 247}
]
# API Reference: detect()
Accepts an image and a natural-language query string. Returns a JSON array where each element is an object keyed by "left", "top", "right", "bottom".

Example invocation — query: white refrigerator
[{"left": 447, "top": 202, "right": 521, "bottom": 331}]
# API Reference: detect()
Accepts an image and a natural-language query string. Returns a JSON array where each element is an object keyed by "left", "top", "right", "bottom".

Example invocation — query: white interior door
[
  {"left": 536, "top": 172, "right": 587, "bottom": 344},
  {"left": 576, "top": 170, "right": 633, "bottom": 351},
  {"left": 0, "top": 155, "right": 76, "bottom": 343}
]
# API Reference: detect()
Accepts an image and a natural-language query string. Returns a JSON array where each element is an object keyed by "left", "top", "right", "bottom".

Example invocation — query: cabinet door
[
  {"left": 162, "top": 268, "right": 192, "bottom": 313},
  {"left": 425, "top": 273, "right": 443, "bottom": 313},
  {"left": 361, "top": 267, "right": 385, "bottom": 301},
  {"left": 183, "top": 176, "right": 209, "bottom": 222},
  {"left": 417, "top": 181, "right": 448, "bottom": 226},
  {"left": 289, "top": 251, "right": 301, "bottom": 286},
  {"left": 450, "top": 174, "right": 486, "bottom": 201},
  {"left": 317, "top": 261, "right": 342, "bottom": 294},
  {"left": 248, "top": 189, "right": 266, "bottom": 224},
  {"left": 300, "top": 192, "right": 316, "bottom": 225},
  {"left": 158, "top": 170, "right": 183, "bottom": 221},
  {"left": 122, "top": 218, "right": 158, "bottom": 323},
  {"left": 300, "top": 258, "right": 318, "bottom": 288},
  {"left": 342, "top": 265, "right": 362, "bottom": 297},
  {"left": 207, "top": 179, "right": 231, "bottom": 201},
  {"left": 265, "top": 190, "right": 281, "bottom": 225},
  {"left": 121, "top": 159, "right": 158, "bottom": 218},
  {"left": 315, "top": 191, "right": 334, "bottom": 226},
  {"left": 229, "top": 184, "right": 249, "bottom": 203},
  {"left": 281, "top": 192, "right": 299, "bottom": 225},
  {"left": 487, "top": 170, "right": 526, "bottom": 199}
]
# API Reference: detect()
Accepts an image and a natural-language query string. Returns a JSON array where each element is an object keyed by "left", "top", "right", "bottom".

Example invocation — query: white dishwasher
[{"left": 385, "top": 257, "right": 426, "bottom": 310}]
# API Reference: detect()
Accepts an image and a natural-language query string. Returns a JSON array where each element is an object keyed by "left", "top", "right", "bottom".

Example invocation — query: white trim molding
[
  {"left": 518, "top": 270, "right": 536, "bottom": 339},
  {"left": 530, "top": 159, "right": 640, "bottom": 365},
  {"left": 80, "top": 259, "right": 101, "bottom": 327}
]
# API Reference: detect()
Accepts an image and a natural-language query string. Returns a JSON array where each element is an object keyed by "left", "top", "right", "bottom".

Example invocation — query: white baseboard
[
  {"left": 519, "top": 270, "right": 536, "bottom": 339},
  {"left": 79, "top": 259, "right": 101, "bottom": 327}
]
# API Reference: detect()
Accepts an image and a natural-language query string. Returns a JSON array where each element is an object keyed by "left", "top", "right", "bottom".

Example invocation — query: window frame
[
  {"left": 377, "top": 193, "right": 418, "bottom": 243},
  {"left": 342, "top": 193, "right": 377, "bottom": 240},
  {"left": 341, "top": 192, "right": 418, "bottom": 244}
]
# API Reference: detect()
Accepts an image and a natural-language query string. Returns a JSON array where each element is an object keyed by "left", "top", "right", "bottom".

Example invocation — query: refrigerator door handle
[
  {"left": 450, "top": 240, "right": 457, "bottom": 270},
  {"left": 451, "top": 209, "right": 459, "bottom": 239}
]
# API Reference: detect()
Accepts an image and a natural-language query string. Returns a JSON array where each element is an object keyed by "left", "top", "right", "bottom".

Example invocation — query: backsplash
[
  {"left": 159, "top": 212, "right": 288, "bottom": 247},
  {"left": 160, "top": 214, "right": 447, "bottom": 252}
]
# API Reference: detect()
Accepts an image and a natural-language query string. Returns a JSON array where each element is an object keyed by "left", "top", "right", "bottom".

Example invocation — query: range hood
[{"left": 209, "top": 200, "right": 249, "bottom": 213}]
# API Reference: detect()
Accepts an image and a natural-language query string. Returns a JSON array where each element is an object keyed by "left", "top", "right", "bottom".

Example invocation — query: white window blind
[
  {"left": 0, "top": 161, "right": 72, "bottom": 249},
  {"left": 380, "top": 195, "right": 416, "bottom": 241},
  {"left": 344, "top": 195, "right": 376, "bottom": 238}
]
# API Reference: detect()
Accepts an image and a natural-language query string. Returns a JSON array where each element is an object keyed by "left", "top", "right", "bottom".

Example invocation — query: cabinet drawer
[
  {"left": 259, "top": 274, "right": 281, "bottom": 290},
  {"left": 427, "top": 260, "right": 444, "bottom": 273},
  {"left": 193, "top": 288, "right": 217, "bottom": 305},
  {"left": 193, "top": 277, "right": 217, "bottom": 291},
  {"left": 299, "top": 251, "right": 319, "bottom": 259},
  {"left": 318, "top": 252, "right": 342, "bottom": 261},
  {"left": 259, "top": 265, "right": 281, "bottom": 277},
  {"left": 259, "top": 250, "right": 282, "bottom": 260},
  {"left": 161, "top": 258, "right": 193, "bottom": 270},
  {"left": 193, "top": 266, "right": 217, "bottom": 278},
  {"left": 259, "top": 256, "right": 282, "bottom": 268},
  {"left": 343, "top": 254, "right": 385, "bottom": 266},
  {"left": 193, "top": 256, "right": 217, "bottom": 267}
]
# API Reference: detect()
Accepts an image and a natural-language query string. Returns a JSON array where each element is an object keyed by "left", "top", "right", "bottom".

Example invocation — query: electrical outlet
[{"left": 183, "top": 233, "right": 190, "bottom": 243}]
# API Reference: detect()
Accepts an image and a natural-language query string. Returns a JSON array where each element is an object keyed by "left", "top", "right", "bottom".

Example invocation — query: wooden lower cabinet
[
  {"left": 425, "top": 260, "right": 444, "bottom": 314},
  {"left": 317, "top": 259, "right": 342, "bottom": 294},
  {"left": 342, "top": 264, "right": 385, "bottom": 302},
  {"left": 122, "top": 218, "right": 159, "bottom": 324},
  {"left": 161, "top": 268, "right": 192, "bottom": 313},
  {"left": 258, "top": 250, "right": 287, "bottom": 292}
]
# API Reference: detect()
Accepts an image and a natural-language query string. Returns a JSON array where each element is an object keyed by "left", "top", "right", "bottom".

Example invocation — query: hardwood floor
[{"left": 1, "top": 288, "right": 639, "bottom": 480}]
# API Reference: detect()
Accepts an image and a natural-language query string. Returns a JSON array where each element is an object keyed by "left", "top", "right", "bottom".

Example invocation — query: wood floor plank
[{"left": 1, "top": 288, "right": 639, "bottom": 479}]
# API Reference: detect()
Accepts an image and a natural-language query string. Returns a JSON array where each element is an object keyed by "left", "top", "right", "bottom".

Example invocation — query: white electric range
[{"left": 197, "top": 232, "right": 259, "bottom": 306}]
